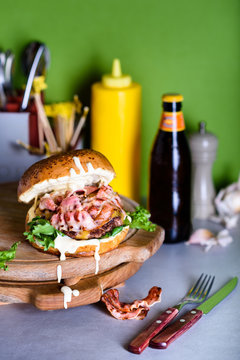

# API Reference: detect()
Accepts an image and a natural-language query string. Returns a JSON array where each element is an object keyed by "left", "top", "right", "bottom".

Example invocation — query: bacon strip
[
  {"left": 35, "top": 185, "right": 125, "bottom": 238},
  {"left": 34, "top": 185, "right": 127, "bottom": 239},
  {"left": 39, "top": 195, "right": 57, "bottom": 211},
  {"left": 101, "top": 286, "right": 162, "bottom": 320}
]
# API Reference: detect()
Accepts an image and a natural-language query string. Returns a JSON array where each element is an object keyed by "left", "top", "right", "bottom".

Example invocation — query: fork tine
[
  {"left": 198, "top": 274, "right": 212, "bottom": 298},
  {"left": 204, "top": 275, "right": 215, "bottom": 299},
  {"left": 194, "top": 274, "right": 208, "bottom": 298},
  {"left": 187, "top": 273, "right": 204, "bottom": 297},
  {"left": 177, "top": 274, "right": 215, "bottom": 312}
]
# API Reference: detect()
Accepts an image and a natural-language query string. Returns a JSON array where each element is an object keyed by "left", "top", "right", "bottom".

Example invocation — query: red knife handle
[
  {"left": 150, "top": 309, "right": 203, "bottom": 349},
  {"left": 128, "top": 307, "right": 178, "bottom": 354}
]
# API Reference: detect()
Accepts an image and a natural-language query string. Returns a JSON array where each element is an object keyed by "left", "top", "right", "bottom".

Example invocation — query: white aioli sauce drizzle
[
  {"left": 53, "top": 233, "right": 109, "bottom": 274},
  {"left": 61, "top": 286, "right": 80, "bottom": 309},
  {"left": 86, "top": 162, "right": 95, "bottom": 172},
  {"left": 54, "top": 234, "right": 102, "bottom": 261},
  {"left": 73, "top": 156, "right": 86, "bottom": 174},
  {"left": 126, "top": 215, "right": 132, "bottom": 223},
  {"left": 69, "top": 168, "right": 77, "bottom": 176},
  {"left": 94, "top": 242, "right": 100, "bottom": 275},
  {"left": 57, "top": 265, "right": 62, "bottom": 283}
]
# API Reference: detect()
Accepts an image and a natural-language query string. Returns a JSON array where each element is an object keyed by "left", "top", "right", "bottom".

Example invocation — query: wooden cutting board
[{"left": 0, "top": 182, "right": 164, "bottom": 310}]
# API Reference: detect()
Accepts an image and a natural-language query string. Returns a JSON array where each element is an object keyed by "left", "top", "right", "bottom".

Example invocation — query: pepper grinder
[{"left": 189, "top": 122, "right": 218, "bottom": 220}]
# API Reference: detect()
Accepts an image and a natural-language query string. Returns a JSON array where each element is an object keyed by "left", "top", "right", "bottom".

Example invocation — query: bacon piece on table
[{"left": 101, "top": 286, "right": 162, "bottom": 320}]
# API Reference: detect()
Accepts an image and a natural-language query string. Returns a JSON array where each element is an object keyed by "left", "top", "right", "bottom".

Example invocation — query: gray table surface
[{"left": 0, "top": 219, "right": 239, "bottom": 360}]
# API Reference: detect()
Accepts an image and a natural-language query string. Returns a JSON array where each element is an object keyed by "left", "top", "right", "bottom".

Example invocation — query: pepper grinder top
[{"left": 189, "top": 122, "right": 218, "bottom": 220}]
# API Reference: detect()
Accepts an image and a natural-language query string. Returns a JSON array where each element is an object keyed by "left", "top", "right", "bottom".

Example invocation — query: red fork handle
[
  {"left": 128, "top": 307, "right": 178, "bottom": 354},
  {"left": 149, "top": 309, "right": 203, "bottom": 349}
]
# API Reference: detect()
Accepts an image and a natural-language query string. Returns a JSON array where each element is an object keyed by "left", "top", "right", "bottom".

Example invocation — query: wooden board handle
[
  {"left": 128, "top": 307, "right": 178, "bottom": 354},
  {"left": 149, "top": 309, "right": 203, "bottom": 349}
]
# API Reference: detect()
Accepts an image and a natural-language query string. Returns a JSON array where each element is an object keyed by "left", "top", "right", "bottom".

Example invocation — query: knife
[{"left": 150, "top": 276, "right": 238, "bottom": 349}]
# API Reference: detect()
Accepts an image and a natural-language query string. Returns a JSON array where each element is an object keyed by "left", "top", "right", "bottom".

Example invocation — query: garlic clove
[{"left": 187, "top": 229, "right": 215, "bottom": 245}]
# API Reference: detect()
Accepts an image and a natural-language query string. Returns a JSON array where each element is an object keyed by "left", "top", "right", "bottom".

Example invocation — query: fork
[{"left": 128, "top": 273, "right": 215, "bottom": 354}]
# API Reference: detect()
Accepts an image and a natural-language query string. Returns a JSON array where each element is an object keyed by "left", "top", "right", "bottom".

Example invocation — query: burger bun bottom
[{"left": 30, "top": 226, "right": 129, "bottom": 257}]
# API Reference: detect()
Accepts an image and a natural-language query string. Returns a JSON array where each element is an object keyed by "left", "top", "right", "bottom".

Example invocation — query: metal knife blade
[{"left": 150, "top": 277, "right": 238, "bottom": 349}]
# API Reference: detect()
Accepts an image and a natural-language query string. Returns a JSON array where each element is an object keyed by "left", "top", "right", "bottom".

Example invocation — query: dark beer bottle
[{"left": 149, "top": 94, "right": 191, "bottom": 243}]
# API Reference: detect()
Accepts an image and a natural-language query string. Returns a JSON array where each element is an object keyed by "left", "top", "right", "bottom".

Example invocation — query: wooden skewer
[
  {"left": 34, "top": 93, "right": 59, "bottom": 153},
  {"left": 70, "top": 106, "right": 89, "bottom": 149},
  {"left": 16, "top": 140, "right": 44, "bottom": 154},
  {"left": 67, "top": 108, "right": 76, "bottom": 146},
  {"left": 54, "top": 115, "right": 67, "bottom": 151},
  {"left": 37, "top": 110, "right": 44, "bottom": 153}
]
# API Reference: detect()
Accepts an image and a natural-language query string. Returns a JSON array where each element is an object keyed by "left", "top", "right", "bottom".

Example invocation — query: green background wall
[{"left": 1, "top": 0, "right": 240, "bottom": 199}]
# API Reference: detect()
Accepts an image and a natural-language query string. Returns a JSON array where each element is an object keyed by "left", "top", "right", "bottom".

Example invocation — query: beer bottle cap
[{"left": 162, "top": 94, "right": 183, "bottom": 103}]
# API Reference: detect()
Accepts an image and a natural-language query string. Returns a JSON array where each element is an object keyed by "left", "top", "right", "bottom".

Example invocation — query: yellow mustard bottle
[{"left": 91, "top": 59, "right": 141, "bottom": 201}]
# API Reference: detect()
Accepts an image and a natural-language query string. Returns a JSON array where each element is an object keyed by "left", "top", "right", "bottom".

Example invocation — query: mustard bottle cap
[{"left": 102, "top": 59, "right": 132, "bottom": 88}]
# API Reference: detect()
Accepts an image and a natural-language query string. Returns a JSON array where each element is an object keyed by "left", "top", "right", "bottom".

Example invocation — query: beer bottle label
[{"left": 160, "top": 111, "right": 185, "bottom": 132}]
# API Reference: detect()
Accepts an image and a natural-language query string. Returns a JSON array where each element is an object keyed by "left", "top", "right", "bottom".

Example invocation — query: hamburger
[{"left": 18, "top": 149, "right": 156, "bottom": 264}]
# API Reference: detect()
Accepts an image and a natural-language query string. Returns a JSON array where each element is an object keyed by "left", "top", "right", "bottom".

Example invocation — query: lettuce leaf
[
  {"left": 0, "top": 241, "right": 21, "bottom": 271},
  {"left": 24, "top": 217, "right": 63, "bottom": 251},
  {"left": 101, "top": 226, "right": 124, "bottom": 239},
  {"left": 124, "top": 206, "right": 156, "bottom": 232}
]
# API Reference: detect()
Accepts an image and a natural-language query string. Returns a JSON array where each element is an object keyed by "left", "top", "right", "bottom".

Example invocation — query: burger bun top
[{"left": 18, "top": 149, "right": 115, "bottom": 204}]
